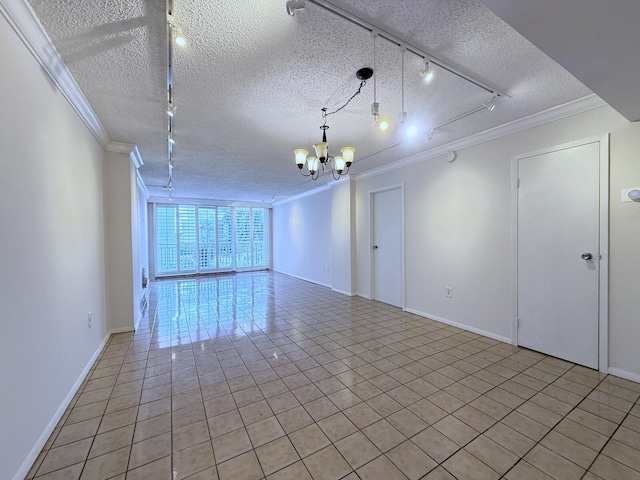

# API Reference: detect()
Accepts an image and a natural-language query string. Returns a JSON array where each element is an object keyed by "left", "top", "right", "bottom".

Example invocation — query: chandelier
[{"left": 293, "top": 68, "right": 373, "bottom": 180}]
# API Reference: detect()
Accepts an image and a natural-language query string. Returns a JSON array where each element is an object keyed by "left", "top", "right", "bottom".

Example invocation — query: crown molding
[
  {"left": 272, "top": 184, "right": 331, "bottom": 206},
  {"left": 129, "top": 146, "right": 144, "bottom": 168},
  {"left": 1, "top": 0, "right": 112, "bottom": 151},
  {"left": 356, "top": 94, "right": 607, "bottom": 181}
]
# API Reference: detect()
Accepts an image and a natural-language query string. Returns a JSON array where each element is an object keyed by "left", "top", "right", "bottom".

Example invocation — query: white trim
[
  {"left": 369, "top": 184, "right": 406, "bottom": 309},
  {"left": 597, "top": 135, "right": 610, "bottom": 373},
  {"left": 272, "top": 184, "right": 331, "bottom": 206},
  {"left": 0, "top": 0, "right": 112, "bottom": 151},
  {"left": 510, "top": 135, "right": 610, "bottom": 372},
  {"left": 355, "top": 292, "right": 372, "bottom": 300},
  {"left": 355, "top": 95, "right": 606, "bottom": 182},
  {"left": 331, "top": 288, "right": 354, "bottom": 296},
  {"left": 607, "top": 368, "right": 640, "bottom": 384},
  {"left": 136, "top": 170, "right": 150, "bottom": 200},
  {"left": 14, "top": 329, "right": 127, "bottom": 480},
  {"left": 405, "top": 308, "right": 512, "bottom": 344},
  {"left": 129, "top": 146, "right": 144, "bottom": 168},
  {"left": 272, "top": 269, "right": 332, "bottom": 289},
  {"left": 110, "top": 326, "right": 135, "bottom": 334},
  {"left": 108, "top": 142, "right": 137, "bottom": 155}
]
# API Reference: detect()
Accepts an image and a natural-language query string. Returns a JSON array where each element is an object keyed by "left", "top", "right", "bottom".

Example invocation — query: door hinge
[
  {"left": 516, "top": 178, "right": 520, "bottom": 188},
  {"left": 516, "top": 317, "right": 520, "bottom": 328}
]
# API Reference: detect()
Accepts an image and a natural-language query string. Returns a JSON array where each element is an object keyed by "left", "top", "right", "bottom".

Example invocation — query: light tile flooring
[{"left": 27, "top": 272, "right": 640, "bottom": 480}]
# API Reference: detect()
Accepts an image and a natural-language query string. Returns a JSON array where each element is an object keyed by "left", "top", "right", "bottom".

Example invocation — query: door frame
[
  {"left": 510, "top": 135, "right": 609, "bottom": 371},
  {"left": 369, "top": 184, "right": 406, "bottom": 309}
]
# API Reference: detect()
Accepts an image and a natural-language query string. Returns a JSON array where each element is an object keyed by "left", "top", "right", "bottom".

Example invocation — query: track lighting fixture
[
  {"left": 286, "top": 0, "right": 305, "bottom": 16},
  {"left": 167, "top": 104, "right": 176, "bottom": 117},
  {"left": 167, "top": 14, "right": 186, "bottom": 46},
  {"left": 485, "top": 95, "right": 499, "bottom": 111},
  {"left": 420, "top": 59, "right": 434, "bottom": 83},
  {"left": 427, "top": 129, "right": 434, "bottom": 141},
  {"left": 168, "top": 133, "right": 175, "bottom": 144}
]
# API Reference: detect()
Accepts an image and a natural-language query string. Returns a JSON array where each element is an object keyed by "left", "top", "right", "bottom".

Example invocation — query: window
[{"left": 154, "top": 204, "right": 269, "bottom": 276}]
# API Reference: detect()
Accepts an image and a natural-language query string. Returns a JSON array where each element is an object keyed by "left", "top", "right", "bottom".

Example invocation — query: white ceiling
[{"left": 27, "top": 0, "right": 597, "bottom": 203}]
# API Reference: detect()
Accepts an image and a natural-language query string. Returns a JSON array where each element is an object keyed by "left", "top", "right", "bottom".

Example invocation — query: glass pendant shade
[
  {"left": 313, "top": 142, "right": 328, "bottom": 162},
  {"left": 294, "top": 149, "right": 308, "bottom": 169},
  {"left": 307, "top": 157, "right": 319, "bottom": 174},
  {"left": 334, "top": 156, "right": 346, "bottom": 173},
  {"left": 341, "top": 147, "right": 355, "bottom": 166}
]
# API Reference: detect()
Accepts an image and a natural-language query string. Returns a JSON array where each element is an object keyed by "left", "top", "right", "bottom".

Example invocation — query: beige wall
[
  {"left": 0, "top": 13, "right": 110, "bottom": 479},
  {"left": 0, "top": 12, "right": 145, "bottom": 479}
]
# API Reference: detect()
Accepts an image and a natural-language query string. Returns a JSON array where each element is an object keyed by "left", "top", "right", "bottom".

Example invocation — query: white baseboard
[
  {"left": 404, "top": 308, "right": 512, "bottom": 344},
  {"left": 355, "top": 292, "right": 371, "bottom": 300},
  {"left": 331, "top": 288, "right": 354, "bottom": 296},
  {"left": 272, "top": 269, "right": 331, "bottom": 289},
  {"left": 110, "top": 326, "right": 135, "bottom": 334},
  {"left": 14, "top": 329, "right": 124, "bottom": 480},
  {"left": 607, "top": 367, "right": 640, "bottom": 384}
]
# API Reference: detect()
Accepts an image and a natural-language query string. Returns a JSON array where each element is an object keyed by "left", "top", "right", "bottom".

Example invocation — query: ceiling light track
[{"left": 305, "top": 0, "right": 505, "bottom": 98}]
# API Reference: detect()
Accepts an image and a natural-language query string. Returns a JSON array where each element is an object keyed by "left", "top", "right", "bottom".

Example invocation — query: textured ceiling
[{"left": 28, "top": 0, "right": 592, "bottom": 203}]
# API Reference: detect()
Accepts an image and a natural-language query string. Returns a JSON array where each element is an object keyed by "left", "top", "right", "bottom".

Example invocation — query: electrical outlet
[
  {"left": 88, "top": 312, "right": 92, "bottom": 328},
  {"left": 445, "top": 287, "right": 452, "bottom": 298}
]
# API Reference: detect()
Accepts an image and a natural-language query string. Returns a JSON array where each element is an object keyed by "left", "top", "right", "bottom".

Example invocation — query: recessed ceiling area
[{"left": 27, "top": 0, "right": 595, "bottom": 203}]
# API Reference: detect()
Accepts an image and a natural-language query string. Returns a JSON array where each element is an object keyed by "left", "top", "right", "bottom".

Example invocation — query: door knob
[
  {"left": 581, "top": 252, "right": 593, "bottom": 260},
  {"left": 372, "top": 245, "right": 378, "bottom": 250}
]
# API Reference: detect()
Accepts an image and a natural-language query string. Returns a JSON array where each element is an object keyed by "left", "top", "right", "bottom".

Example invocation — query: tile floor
[{"left": 27, "top": 272, "right": 640, "bottom": 480}]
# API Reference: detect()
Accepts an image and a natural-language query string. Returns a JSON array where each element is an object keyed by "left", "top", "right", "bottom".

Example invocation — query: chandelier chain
[{"left": 324, "top": 79, "right": 367, "bottom": 118}]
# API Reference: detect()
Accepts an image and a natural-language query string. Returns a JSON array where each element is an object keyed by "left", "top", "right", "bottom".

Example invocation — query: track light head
[
  {"left": 167, "top": 104, "right": 176, "bottom": 117},
  {"left": 426, "top": 129, "right": 434, "bottom": 141},
  {"left": 420, "top": 60, "right": 434, "bottom": 83},
  {"left": 286, "top": 0, "right": 305, "bottom": 16},
  {"left": 485, "top": 95, "right": 499, "bottom": 112}
]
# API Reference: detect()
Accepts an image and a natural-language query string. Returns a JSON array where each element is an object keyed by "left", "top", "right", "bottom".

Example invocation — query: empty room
[{"left": 1, "top": 1, "right": 639, "bottom": 479}]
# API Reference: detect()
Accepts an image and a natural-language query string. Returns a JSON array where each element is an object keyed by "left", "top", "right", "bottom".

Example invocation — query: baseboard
[
  {"left": 272, "top": 269, "right": 331, "bottom": 289},
  {"left": 404, "top": 308, "right": 512, "bottom": 344},
  {"left": 354, "top": 292, "right": 371, "bottom": 300},
  {"left": 14, "top": 329, "right": 120, "bottom": 480},
  {"left": 110, "top": 326, "right": 135, "bottom": 334},
  {"left": 607, "top": 367, "right": 640, "bottom": 384},
  {"left": 331, "top": 288, "right": 354, "bottom": 296}
]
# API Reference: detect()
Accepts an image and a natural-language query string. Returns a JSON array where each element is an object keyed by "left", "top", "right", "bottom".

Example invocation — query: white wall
[
  {"left": 103, "top": 153, "right": 135, "bottom": 331},
  {"left": 273, "top": 188, "right": 332, "bottom": 286},
  {"left": 131, "top": 172, "right": 149, "bottom": 330},
  {"left": 355, "top": 104, "right": 640, "bottom": 378},
  {"left": 0, "top": 13, "right": 110, "bottom": 479},
  {"left": 331, "top": 179, "right": 356, "bottom": 295}
]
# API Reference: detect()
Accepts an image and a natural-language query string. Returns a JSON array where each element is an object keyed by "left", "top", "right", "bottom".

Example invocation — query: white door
[
  {"left": 517, "top": 141, "right": 600, "bottom": 369},
  {"left": 372, "top": 188, "right": 404, "bottom": 308}
]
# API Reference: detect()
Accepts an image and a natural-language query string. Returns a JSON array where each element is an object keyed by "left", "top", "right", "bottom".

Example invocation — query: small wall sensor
[
  {"left": 445, "top": 151, "right": 456, "bottom": 163},
  {"left": 628, "top": 189, "right": 640, "bottom": 201}
]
